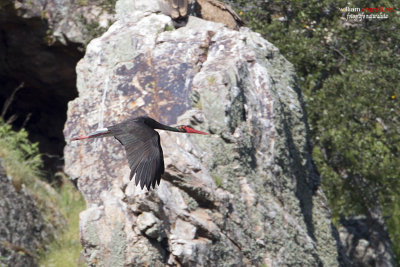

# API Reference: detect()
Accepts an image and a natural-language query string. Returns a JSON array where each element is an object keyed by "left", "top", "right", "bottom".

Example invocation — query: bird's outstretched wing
[{"left": 108, "top": 120, "right": 164, "bottom": 190}]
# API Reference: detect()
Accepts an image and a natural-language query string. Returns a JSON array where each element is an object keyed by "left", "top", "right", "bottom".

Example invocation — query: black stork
[{"left": 71, "top": 116, "right": 208, "bottom": 190}]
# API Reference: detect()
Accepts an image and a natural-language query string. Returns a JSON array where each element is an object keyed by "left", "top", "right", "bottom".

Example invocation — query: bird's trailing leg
[{"left": 71, "top": 128, "right": 112, "bottom": 141}]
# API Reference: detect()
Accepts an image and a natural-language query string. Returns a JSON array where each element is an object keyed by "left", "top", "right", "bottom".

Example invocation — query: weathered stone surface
[
  {"left": 64, "top": 2, "right": 340, "bottom": 266},
  {"left": 137, "top": 211, "right": 164, "bottom": 239},
  {"left": 338, "top": 216, "right": 396, "bottom": 267},
  {"left": 0, "top": 159, "right": 61, "bottom": 267},
  {"left": 194, "top": 0, "right": 244, "bottom": 30}
]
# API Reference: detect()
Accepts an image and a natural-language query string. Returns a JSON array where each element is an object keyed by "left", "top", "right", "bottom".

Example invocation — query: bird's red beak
[{"left": 184, "top": 126, "right": 209, "bottom": 135}]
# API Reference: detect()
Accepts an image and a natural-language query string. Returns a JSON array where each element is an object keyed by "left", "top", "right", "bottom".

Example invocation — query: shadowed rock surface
[
  {"left": 63, "top": 2, "right": 340, "bottom": 266},
  {"left": 0, "top": 0, "right": 113, "bottom": 176},
  {"left": 339, "top": 216, "right": 396, "bottom": 267}
]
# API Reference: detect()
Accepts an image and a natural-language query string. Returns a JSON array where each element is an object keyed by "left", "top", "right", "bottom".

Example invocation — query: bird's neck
[
  {"left": 151, "top": 120, "right": 180, "bottom": 132},
  {"left": 157, "top": 124, "right": 180, "bottom": 132}
]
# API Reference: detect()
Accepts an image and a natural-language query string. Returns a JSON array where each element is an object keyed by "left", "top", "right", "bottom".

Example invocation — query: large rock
[{"left": 63, "top": 3, "right": 340, "bottom": 266}]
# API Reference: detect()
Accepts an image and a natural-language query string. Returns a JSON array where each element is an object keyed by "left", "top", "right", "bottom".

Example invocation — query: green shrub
[
  {"left": 0, "top": 120, "right": 42, "bottom": 170},
  {"left": 0, "top": 119, "right": 43, "bottom": 190}
]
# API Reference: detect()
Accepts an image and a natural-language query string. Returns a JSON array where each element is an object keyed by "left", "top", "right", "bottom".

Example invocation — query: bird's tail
[{"left": 71, "top": 128, "right": 111, "bottom": 141}]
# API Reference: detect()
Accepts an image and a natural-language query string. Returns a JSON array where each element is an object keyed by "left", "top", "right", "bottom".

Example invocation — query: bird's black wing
[{"left": 108, "top": 120, "right": 164, "bottom": 190}]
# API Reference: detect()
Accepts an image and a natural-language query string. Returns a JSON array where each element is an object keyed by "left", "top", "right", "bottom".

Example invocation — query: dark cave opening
[{"left": 0, "top": 13, "right": 84, "bottom": 181}]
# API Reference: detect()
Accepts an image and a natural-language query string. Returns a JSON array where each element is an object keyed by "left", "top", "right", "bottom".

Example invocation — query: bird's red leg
[{"left": 71, "top": 128, "right": 111, "bottom": 141}]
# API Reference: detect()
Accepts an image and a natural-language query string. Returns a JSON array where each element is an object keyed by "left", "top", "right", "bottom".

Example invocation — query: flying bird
[{"left": 71, "top": 116, "right": 208, "bottom": 190}]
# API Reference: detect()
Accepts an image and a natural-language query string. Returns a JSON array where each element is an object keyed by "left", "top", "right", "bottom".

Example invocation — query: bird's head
[{"left": 176, "top": 125, "right": 209, "bottom": 135}]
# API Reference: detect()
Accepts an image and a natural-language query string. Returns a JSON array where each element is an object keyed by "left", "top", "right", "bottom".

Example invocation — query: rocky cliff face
[{"left": 63, "top": 2, "right": 341, "bottom": 265}]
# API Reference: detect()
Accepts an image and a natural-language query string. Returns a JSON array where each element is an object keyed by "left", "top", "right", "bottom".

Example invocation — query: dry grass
[{"left": 38, "top": 175, "right": 86, "bottom": 267}]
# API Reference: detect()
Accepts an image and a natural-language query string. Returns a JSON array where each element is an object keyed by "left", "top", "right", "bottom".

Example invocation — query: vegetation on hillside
[
  {"left": 230, "top": 0, "right": 400, "bottom": 261},
  {"left": 0, "top": 120, "right": 43, "bottom": 184},
  {"left": 0, "top": 120, "right": 85, "bottom": 266}
]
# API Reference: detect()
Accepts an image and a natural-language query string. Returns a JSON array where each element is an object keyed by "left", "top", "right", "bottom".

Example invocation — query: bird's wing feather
[{"left": 108, "top": 120, "right": 164, "bottom": 190}]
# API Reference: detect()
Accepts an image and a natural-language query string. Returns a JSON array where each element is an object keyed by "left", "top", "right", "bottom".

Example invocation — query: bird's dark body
[
  {"left": 108, "top": 117, "right": 166, "bottom": 190},
  {"left": 71, "top": 116, "right": 208, "bottom": 190}
]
